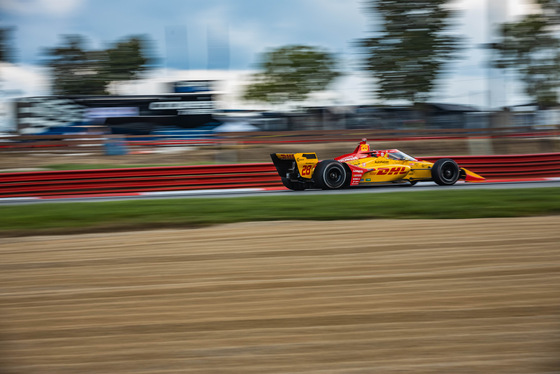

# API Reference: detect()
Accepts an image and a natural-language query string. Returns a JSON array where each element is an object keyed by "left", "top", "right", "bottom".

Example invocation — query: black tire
[
  {"left": 313, "top": 160, "right": 347, "bottom": 190},
  {"left": 281, "top": 177, "right": 306, "bottom": 191},
  {"left": 431, "top": 159, "right": 460, "bottom": 186}
]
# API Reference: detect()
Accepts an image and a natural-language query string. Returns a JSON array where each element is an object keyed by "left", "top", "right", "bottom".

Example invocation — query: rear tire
[
  {"left": 431, "top": 159, "right": 460, "bottom": 186},
  {"left": 313, "top": 160, "right": 347, "bottom": 190}
]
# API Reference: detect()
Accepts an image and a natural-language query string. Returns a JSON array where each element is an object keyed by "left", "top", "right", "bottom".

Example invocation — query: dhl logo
[
  {"left": 374, "top": 166, "right": 408, "bottom": 175},
  {"left": 275, "top": 153, "right": 295, "bottom": 160}
]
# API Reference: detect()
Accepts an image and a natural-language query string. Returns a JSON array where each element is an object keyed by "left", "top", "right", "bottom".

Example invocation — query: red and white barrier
[{"left": 1, "top": 153, "right": 560, "bottom": 198}]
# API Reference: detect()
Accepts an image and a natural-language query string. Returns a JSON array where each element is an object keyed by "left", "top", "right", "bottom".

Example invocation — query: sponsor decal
[
  {"left": 297, "top": 155, "right": 317, "bottom": 162},
  {"left": 173, "top": 80, "right": 213, "bottom": 93},
  {"left": 375, "top": 160, "right": 389, "bottom": 163},
  {"left": 350, "top": 167, "right": 366, "bottom": 185},
  {"left": 85, "top": 107, "right": 138, "bottom": 119},
  {"left": 375, "top": 167, "right": 408, "bottom": 175},
  {"left": 149, "top": 101, "right": 213, "bottom": 115},
  {"left": 17, "top": 97, "right": 85, "bottom": 131},
  {"left": 276, "top": 153, "right": 295, "bottom": 160}
]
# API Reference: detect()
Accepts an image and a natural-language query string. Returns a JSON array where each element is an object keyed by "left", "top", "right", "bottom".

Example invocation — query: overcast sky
[
  {"left": 2, "top": 0, "right": 368, "bottom": 69},
  {"left": 1, "top": 0, "right": 536, "bottom": 110}
]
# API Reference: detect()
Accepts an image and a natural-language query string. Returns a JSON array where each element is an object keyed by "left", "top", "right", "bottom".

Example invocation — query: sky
[{"left": 0, "top": 0, "right": 538, "bottom": 115}]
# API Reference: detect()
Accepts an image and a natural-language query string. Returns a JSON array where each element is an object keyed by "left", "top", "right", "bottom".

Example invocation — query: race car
[{"left": 270, "top": 139, "right": 485, "bottom": 190}]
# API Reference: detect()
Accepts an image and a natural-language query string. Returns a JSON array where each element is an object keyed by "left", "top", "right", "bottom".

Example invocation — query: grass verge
[{"left": 1, "top": 188, "right": 560, "bottom": 237}]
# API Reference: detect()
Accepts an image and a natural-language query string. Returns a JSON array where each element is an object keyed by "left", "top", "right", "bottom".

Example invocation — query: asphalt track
[{"left": 1, "top": 179, "right": 560, "bottom": 205}]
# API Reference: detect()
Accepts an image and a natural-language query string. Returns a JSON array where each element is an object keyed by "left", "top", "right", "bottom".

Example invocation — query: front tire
[
  {"left": 431, "top": 159, "right": 460, "bottom": 186},
  {"left": 313, "top": 160, "right": 347, "bottom": 190}
]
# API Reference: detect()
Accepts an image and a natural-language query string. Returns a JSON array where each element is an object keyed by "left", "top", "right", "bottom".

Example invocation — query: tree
[
  {"left": 103, "top": 36, "right": 153, "bottom": 82},
  {"left": 43, "top": 35, "right": 107, "bottom": 95},
  {"left": 43, "top": 34, "right": 154, "bottom": 95},
  {"left": 492, "top": 0, "right": 560, "bottom": 107},
  {"left": 243, "top": 45, "right": 340, "bottom": 104},
  {"left": 358, "top": 0, "right": 462, "bottom": 103},
  {"left": 0, "top": 27, "right": 16, "bottom": 63}
]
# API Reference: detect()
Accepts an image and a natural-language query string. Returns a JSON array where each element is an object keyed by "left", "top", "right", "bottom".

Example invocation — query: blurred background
[
  {"left": 0, "top": 0, "right": 558, "bottom": 160},
  {"left": 2, "top": 2, "right": 560, "bottom": 373}
]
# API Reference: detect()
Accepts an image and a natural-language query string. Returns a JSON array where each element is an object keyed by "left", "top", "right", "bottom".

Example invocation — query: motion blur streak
[{"left": 1, "top": 217, "right": 559, "bottom": 373}]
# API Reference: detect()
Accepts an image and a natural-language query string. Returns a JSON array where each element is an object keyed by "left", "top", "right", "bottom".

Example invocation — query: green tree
[
  {"left": 43, "top": 34, "right": 154, "bottom": 95},
  {"left": 0, "top": 27, "right": 16, "bottom": 63},
  {"left": 492, "top": 0, "right": 560, "bottom": 107},
  {"left": 43, "top": 35, "right": 107, "bottom": 95},
  {"left": 103, "top": 35, "right": 153, "bottom": 82},
  {"left": 243, "top": 45, "right": 340, "bottom": 104},
  {"left": 358, "top": 0, "right": 462, "bottom": 103}
]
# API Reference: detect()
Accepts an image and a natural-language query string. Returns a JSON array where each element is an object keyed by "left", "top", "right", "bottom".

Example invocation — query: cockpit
[
  {"left": 377, "top": 150, "right": 417, "bottom": 161},
  {"left": 352, "top": 140, "right": 417, "bottom": 162}
]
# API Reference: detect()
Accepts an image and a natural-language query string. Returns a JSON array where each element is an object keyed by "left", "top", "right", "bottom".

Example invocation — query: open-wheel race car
[{"left": 271, "top": 139, "right": 485, "bottom": 190}]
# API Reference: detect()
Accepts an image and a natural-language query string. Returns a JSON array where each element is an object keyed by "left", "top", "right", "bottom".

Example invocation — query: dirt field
[{"left": 1, "top": 217, "right": 560, "bottom": 373}]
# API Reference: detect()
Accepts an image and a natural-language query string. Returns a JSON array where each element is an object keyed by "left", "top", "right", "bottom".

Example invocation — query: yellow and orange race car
[{"left": 271, "top": 139, "right": 485, "bottom": 190}]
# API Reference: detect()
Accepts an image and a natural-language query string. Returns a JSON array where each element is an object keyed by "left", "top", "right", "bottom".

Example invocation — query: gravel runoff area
[{"left": 1, "top": 216, "right": 559, "bottom": 373}]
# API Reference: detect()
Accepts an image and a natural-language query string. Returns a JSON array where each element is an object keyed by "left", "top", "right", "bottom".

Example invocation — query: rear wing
[{"left": 270, "top": 153, "right": 319, "bottom": 179}]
